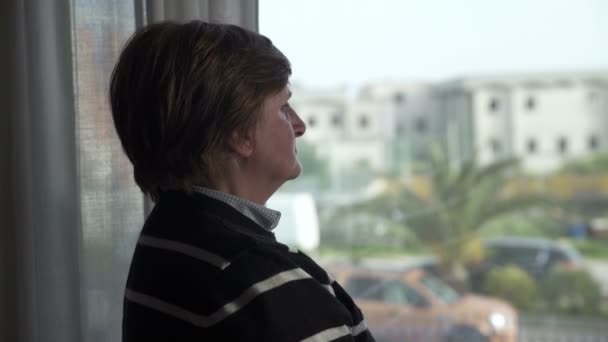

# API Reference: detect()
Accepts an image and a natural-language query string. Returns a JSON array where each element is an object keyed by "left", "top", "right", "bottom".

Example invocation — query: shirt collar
[{"left": 192, "top": 186, "right": 281, "bottom": 231}]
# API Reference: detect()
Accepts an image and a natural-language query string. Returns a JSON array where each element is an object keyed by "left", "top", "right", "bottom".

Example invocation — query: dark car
[{"left": 469, "top": 237, "right": 584, "bottom": 292}]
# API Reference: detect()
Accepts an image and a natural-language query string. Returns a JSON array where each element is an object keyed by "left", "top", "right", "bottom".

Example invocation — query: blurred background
[
  {"left": 262, "top": 0, "right": 608, "bottom": 341},
  {"left": 1, "top": 1, "right": 607, "bottom": 341}
]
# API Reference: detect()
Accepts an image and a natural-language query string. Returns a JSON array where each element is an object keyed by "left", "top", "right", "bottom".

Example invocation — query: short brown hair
[{"left": 109, "top": 21, "right": 291, "bottom": 200}]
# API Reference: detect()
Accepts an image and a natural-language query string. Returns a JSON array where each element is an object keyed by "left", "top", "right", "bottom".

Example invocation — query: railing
[{"left": 519, "top": 314, "right": 608, "bottom": 342}]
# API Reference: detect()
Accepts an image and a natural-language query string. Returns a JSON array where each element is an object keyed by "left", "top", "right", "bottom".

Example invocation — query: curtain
[
  {"left": 0, "top": 1, "right": 258, "bottom": 341},
  {"left": 0, "top": 1, "right": 82, "bottom": 342}
]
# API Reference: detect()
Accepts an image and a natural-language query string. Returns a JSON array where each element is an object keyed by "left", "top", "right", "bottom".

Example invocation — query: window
[
  {"left": 589, "top": 135, "right": 599, "bottom": 150},
  {"left": 487, "top": 245, "right": 545, "bottom": 276},
  {"left": 490, "top": 138, "right": 502, "bottom": 154},
  {"left": 331, "top": 113, "right": 342, "bottom": 127},
  {"left": 414, "top": 117, "right": 427, "bottom": 133},
  {"left": 393, "top": 92, "right": 406, "bottom": 103},
  {"left": 307, "top": 115, "right": 317, "bottom": 127},
  {"left": 345, "top": 277, "right": 428, "bottom": 306},
  {"left": 527, "top": 138, "right": 537, "bottom": 153},
  {"left": 382, "top": 281, "right": 428, "bottom": 307},
  {"left": 261, "top": 2, "right": 608, "bottom": 338},
  {"left": 344, "top": 277, "right": 384, "bottom": 300},
  {"left": 359, "top": 115, "right": 369, "bottom": 129},
  {"left": 525, "top": 96, "right": 536, "bottom": 111},
  {"left": 420, "top": 274, "right": 460, "bottom": 304},
  {"left": 489, "top": 97, "right": 500, "bottom": 112},
  {"left": 558, "top": 137, "right": 568, "bottom": 154}
]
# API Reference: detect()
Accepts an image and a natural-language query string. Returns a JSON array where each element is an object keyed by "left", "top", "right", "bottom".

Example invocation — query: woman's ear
[{"left": 229, "top": 130, "right": 254, "bottom": 158}]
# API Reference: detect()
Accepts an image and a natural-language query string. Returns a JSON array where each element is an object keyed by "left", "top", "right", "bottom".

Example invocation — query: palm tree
[{"left": 340, "top": 146, "right": 545, "bottom": 288}]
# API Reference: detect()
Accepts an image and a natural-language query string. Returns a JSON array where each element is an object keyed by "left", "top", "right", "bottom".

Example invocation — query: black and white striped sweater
[{"left": 123, "top": 190, "right": 375, "bottom": 342}]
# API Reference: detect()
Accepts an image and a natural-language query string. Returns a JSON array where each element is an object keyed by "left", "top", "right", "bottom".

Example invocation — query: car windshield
[{"left": 420, "top": 274, "right": 461, "bottom": 304}]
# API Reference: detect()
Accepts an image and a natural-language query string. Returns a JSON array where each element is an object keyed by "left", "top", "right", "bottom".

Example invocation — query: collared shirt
[{"left": 192, "top": 186, "right": 281, "bottom": 231}]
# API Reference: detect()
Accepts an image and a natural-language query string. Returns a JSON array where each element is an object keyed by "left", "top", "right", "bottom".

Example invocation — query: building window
[
  {"left": 359, "top": 115, "right": 369, "bottom": 129},
  {"left": 527, "top": 138, "right": 537, "bottom": 153},
  {"left": 393, "top": 92, "right": 406, "bottom": 104},
  {"left": 331, "top": 113, "right": 342, "bottom": 127},
  {"left": 558, "top": 137, "right": 568, "bottom": 154},
  {"left": 414, "top": 117, "right": 427, "bottom": 133},
  {"left": 589, "top": 135, "right": 599, "bottom": 150},
  {"left": 490, "top": 138, "right": 501, "bottom": 154},
  {"left": 489, "top": 97, "right": 500, "bottom": 112},
  {"left": 525, "top": 96, "right": 536, "bottom": 111},
  {"left": 307, "top": 115, "right": 317, "bottom": 128}
]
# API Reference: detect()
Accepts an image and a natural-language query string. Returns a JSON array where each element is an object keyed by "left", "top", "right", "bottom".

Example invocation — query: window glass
[
  {"left": 414, "top": 117, "right": 427, "bottom": 133},
  {"left": 345, "top": 277, "right": 385, "bottom": 301},
  {"left": 382, "top": 281, "right": 428, "bottom": 307},
  {"left": 420, "top": 274, "right": 461, "bottom": 304},
  {"left": 526, "top": 96, "right": 536, "bottom": 110},
  {"left": 359, "top": 115, "right": 370, "bottom": 129},
  {"left": 527, "top": 138, "right": 537, "bottom": 153},
  {"left": 558, "top": 137, "right": 569, "bottom": 154},
  {"left": 308, "top": 115, "right": 317, "bottom": 127},
  {"left": 262, "top": 1, "right": 608, "bottom": 339},
  {"left": 332, "top": 113, "right": 343, "bottom": 127},
  {"left": 590, "top": 135, "right": 599, "bottom": 150},
  {"left": 489, "top": 98, "right": 500, "bottom": 112}
]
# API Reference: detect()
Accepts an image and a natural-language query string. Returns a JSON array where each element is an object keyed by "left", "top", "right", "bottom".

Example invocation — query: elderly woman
[{"left": 110, "top": 21, "right": 374, "bottom": 341}]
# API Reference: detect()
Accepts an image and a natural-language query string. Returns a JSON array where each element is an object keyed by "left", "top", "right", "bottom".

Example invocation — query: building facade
[
  {"left": 290, "top": 71, "right": 608, "bottom": 194},
  {"left": 437, "top": 72, "right": 608, "bottom": 173},
  {"left": 292, "top": 82, "right": 437, "bottom": 190}
]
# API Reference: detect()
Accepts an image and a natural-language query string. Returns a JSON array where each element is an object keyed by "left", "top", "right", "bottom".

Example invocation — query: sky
[{"left": 260, "top": 0, "right": 608, "bottom": 88}]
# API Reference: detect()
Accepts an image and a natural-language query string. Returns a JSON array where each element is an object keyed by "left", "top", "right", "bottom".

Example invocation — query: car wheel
[{"left": 443, "top": 325, "right": 489, "bottom": 342}]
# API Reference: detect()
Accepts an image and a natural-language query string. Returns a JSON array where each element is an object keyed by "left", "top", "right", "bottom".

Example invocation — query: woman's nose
[{"left": 292, "top": 111, "right": 306, "bottom": 137}]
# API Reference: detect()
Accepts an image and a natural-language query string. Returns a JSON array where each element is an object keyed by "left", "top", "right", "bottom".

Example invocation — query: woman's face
[{"left": 249, "top": 85, "right": 307, "bottom": 188}]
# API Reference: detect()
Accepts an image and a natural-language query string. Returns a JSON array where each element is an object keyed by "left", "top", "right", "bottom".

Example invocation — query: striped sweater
[{"left": 123, "top": 190, "right": 375, "bottom": 341}]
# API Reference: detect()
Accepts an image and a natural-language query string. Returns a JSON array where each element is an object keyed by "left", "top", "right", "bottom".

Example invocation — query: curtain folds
[
  {"left": 0, "top": 1, "right": 258, "bottom": 341},
  {"left": 0, "top": 1, "right": 83, "bottom": 342}
]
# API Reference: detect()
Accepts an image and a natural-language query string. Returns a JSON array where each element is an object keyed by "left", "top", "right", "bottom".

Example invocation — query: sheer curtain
[{"left": 0, "top": 1, "right": 257, "bottom": 341}]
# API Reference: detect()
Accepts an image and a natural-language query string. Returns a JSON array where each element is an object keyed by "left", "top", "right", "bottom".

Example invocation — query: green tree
[
  {"left": 557, "top": 153, "right": 608, "bottom": 219},
  {"left": 540, "top": 269, "right": 601, "bottom": 315},
  {"left": 560, "top": 153, "right": 608, "bottom": 174},
  {"left": 339, "top": 146, "right": 545, "bottom": 288},
  {"left": 483, "top": 265, "right": 537, "bottom": 310}
]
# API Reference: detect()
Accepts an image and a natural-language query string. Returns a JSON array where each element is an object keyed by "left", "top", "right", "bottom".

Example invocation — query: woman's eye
[{"left": 281, "top": 104, "right": 291, "bottom": 117}]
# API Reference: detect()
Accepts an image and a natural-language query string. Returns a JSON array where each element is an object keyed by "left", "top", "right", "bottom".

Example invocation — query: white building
[
  {"left": 290, "top": 71, "right": 608, "bottom": 191},
  {"left": 436, "top": 71, "right": 608, "bottom": 173},
  {"left": 293, "top": 82, "right": 437, "bottom": 190}
]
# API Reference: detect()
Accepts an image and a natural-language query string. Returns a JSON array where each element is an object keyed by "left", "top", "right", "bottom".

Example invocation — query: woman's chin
[{"left": 288, "top": 162, "right": 302, "bottom": 180}]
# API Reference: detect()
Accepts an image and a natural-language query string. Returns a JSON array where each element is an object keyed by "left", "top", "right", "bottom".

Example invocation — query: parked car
[
  {"left": 330, "top": 264, "right": 518, "bottom": 342},
  {"left": 469, "top": 237, "right": 584, "bottom": 292}
]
